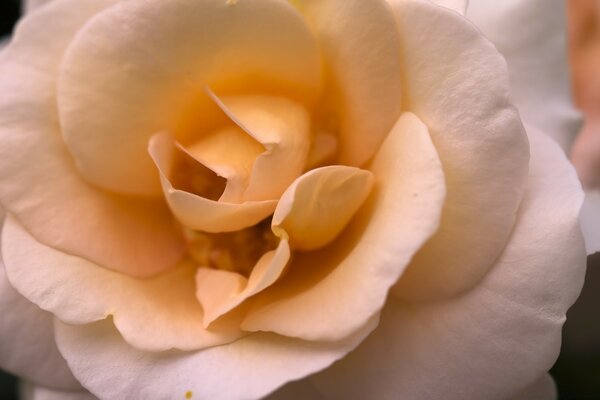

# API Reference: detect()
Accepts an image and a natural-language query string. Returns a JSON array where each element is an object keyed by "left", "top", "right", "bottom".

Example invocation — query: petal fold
[{"left": 241, "top": 112, "right": 445, "bottom": 341}]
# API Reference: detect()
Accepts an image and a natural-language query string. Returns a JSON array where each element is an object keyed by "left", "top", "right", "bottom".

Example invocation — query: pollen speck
[{"left": 185, "top": 391, "right": 193, "bottom": 399}]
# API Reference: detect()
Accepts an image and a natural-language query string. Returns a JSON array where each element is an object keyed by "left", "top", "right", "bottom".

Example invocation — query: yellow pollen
[
  {"left": 185, "top": 391, "right": 193, "bottom": 399},
  {"left": 226, "top": 0, "right": 238, "bottom": 6}
]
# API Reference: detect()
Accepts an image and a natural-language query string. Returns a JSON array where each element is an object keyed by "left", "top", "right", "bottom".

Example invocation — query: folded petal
[
  {"left": 467, "top": 0, "right": 582, "bottom": 152},
  {"left": 21, "top": 382, "right": 96, "bottom": 400},
  {"left": 242, "top": 113, "right": 445, "bottom": 341},
  {"left": 272, "top": 166, "right": 373, "bottom": 251},
  {"left": 58, "top": 0, "right": 320, "bottom": 196},
  {"left": 304, "top": 0, "right": 402, "bottom": 166},
  {"left": 196, "top": 239, "right": 290, "bottom": 327},
  {"left": 0, "top": 212, "right": 79, "bottom": 390},
  {"left": 2, "top": 216, "right": 244, "bottom": 352},
  {"left": 388, "top": 0, "right": 529, "bottom": 301},
  {"left": 0, "top": 0, "right": 184, "bottom": 278},
  {"left": 310, "top": 128, "right": 585, "bottom": 400},
  {"left": 54, "top": 316, "right": 378, "bottom": 400},
  {"left": 149, "top": 132, "right": 277, "bottom": 232}
]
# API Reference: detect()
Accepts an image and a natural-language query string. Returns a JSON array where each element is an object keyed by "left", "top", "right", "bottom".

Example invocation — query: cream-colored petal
[
  {"left": 54, "top": 316, "right": 378, "bottom": 400},
  {"left": 310, "top": 128, "right": 585, "bottom": 400},
  {"left": 468, "top": 0, "right": 582, "bottom": 153},
  {"left": 58, "top": 0, "right": 321, "bottom": 196},
  {"left": 272, "top": 166, "right": 373, "bottom": 251},
  {"left": 241, "top": 113, "right": 445, "bottom": 341},
  {"left": 209, "top": 92, "right": 311, "bottom": 201},
  {"left": 21, "top": 382, "right": 97, "bottom": 400},
  {"left": 196, "top": 239, "right": 290, "bottom": 327},
  {"left": 0, "top": 210, "right": 80, "bottom": 391},
  {"left": 2, "top": 216, "right": 245, "bottom": 352},
  {"left": 304, "top": 0, "right": 402, "bottom": 166},
  {"left": 388, "top": 0, "right": 529, "bottom": 301},
  {"left": 148, "top": 132, "right": 277, "bottom": 232},
  {"left": 0, "top": 0, "right": 184, "bottom": 279}
]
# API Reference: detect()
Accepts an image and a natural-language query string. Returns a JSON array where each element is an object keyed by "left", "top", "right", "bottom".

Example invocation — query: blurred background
[{"left": 0, "top": 0, "right": 599, "bottom": 399}]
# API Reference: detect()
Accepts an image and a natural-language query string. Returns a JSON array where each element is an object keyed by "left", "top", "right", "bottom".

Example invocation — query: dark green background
[{"left": 0, "top": 1, "right": 598, "bottom": 398}]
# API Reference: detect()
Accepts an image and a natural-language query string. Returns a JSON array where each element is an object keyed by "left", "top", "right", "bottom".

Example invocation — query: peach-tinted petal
[
  {"left": 304, "top": 0, "right": 402, "bottom": 166},
  {"left": 54, "top": 316, "right": 378, "bottom": 400},
  {"left": 272, "top": 166, "right": 373, "bottom": 251},
  {"left": 0, "top": 211, "right": 80, "bottom": 391},
  {"left": 196, "top": 239, "right": 290, "bottom": 327},
  {"left": 208, "top": 92, "right": 312, "bottom": 201},
  {"left": 241, "top": 113, "right": 445, "bottom": 341},
  {"left": 388, "top": 0, "right": 529, "bottom": 301},
  {"left": 468, "top": 0, "right": 582, "bottom": 152},
  {"left": 310, "top": 128, "right": 585, "bottom": 400},
  {"left": 21, "top": 382, "right": 97, "bottom": 400},
  {"left": 58, "top": 0, "right": 320, "bottom": 196},
  {"left": 0, "top": 0, "right": 184, "bottom": 279},
  {"left": 149, "top": 132, "right": 277, "bottom": 232},
  {"left": 2, "top": 216, "right": 244, "bottom": 352}
]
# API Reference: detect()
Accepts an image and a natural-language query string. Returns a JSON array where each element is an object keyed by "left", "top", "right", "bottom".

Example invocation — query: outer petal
[
  {"left": 241, "top": 113, "right": 445, "bottom": 341},
  {"left": 21, "top": 382, "right": 96, "bottom": 400},
  {"left": 388, "top": 0, "right": 529, "bottom": 301},
  {"left": 0, "top": 0, "right": 184, "bottom": 278},
  {"left": 310, "top": 128, "right": 585, "bottom": 400},
  {"left": 54, "top": 316, "right": 378, "bottom": 400},
  {"left": 58, "top": 0, "right": 321, "bottom": 196},
  {"left": 2, "top": 216, "right": 244, "bottom": 352},
  {"left": 0, "top": 211, "right": 79, "bottom": 390},
  {"left": 467, "top": 0, "right": 582, "bottom": 152}
]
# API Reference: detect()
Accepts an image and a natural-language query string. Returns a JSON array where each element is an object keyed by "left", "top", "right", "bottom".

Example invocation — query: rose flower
[{"left": 0, "top": 0, "right": 587, "bottom": 399}]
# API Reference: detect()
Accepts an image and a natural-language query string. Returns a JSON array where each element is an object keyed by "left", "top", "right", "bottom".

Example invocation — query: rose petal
[
  {"left": 21, "top": 382, "right": 96, "bottom": 400},
  {"left": 54, "top": 316, "right": 378, "bottom": 400},
  {"left": 304, "top": 0, "right": 402, "bottom": 166},
  {"left": 428, "top": 0, "right": 468, "bottom": 15},
  {"left": 2, "top": 216, "right": 244, "bottom": 352},
  {"left": 580, "top": 190, "right": 600, "bottom": 255},
  {"left": 467, "top": 0, "right": 582, "bottom": 152},
  {"left": 0, "top": 210, "right": 80, "bottom": 390},
  {"left": 241, "top": 112, "right": 445, "bottom": 341},
  {"left": 149, "top": 132, "right": 277, "bottom": 232},
  {"left": 0, "top": 0, "right": 184, "bottom": 278},
  {"left": 511, "top": 374, "right": 556, "bottom": 400},
  {"left": 310, "top": 128, "right": 585, "bottom": 400},
  {"left": 387, "top": 0, "right": 530, "bottom": 301},
  {"left": 196, "top": 239, "right": 290, "bottom": 327},
  {"left": 208, "top": 92, "right": 311, "bottom": 201},
  {"left": 272, "top": 166, "right": 374, "bottom": 251},
  {"left": 58, "top": 0, "right": 321, "bottom": 196}
]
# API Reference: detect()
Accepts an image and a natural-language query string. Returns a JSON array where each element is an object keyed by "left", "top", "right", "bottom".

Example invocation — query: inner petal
[{"left": 272, "top": 166, "right": 374, "bottom": 251}]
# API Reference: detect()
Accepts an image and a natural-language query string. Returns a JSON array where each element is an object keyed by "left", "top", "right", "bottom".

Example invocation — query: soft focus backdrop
[{"left": 0, "top": 0, "right": 598, "bottom": 399}]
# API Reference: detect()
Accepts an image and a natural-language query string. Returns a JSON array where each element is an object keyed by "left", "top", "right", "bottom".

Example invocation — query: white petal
[
  {"left": 0, "top": 212, "right": 79, "bottom": 390},
  {"left": 0, "top": 0, "right": 185, "bottom": 279},
  {"left": 20, "top": 382, "right": 96, "bottom": 400},
  {"left": 467, "top": 0, "right": 582, "bottom": 152},
  {"left": 241, "top": 113, "right": 445, "bottom": 341},
  {"left": 310, "top": 128, "right": 585, "bottom": 400},
  {"left": 2, "top": 216, "right": 244, "bottom": 352},
  {"left": 54, "top": 316, "right": 378, "bottom": 400},
  {"left": 58, "top": 0, "right": 320, "bottom": 196},
  {"left": 387, "top": 0, "right": 529, "bottom": 301}
]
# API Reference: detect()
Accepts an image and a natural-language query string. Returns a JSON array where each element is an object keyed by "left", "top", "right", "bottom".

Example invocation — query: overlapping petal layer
[
  {"left": 0, "top": 0, "right": 184, "bottom": 278},
  {"left": 58, "top": 0, "right": 321, "bottom": 196},
  {"left": 2, "top": 216, "right": 245, "bottom": 352},
  {"left": 310, "top": 128, "right": 585, "bottom": 400},
  {"left": 241, "top": 112, "right": 445, "bottom": 341},
  {"left": 54, "top": 316, "right": 378, "bottom": 400},
  {"left": 388, "top": 0, "right": 529, "bottom": 301}
]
